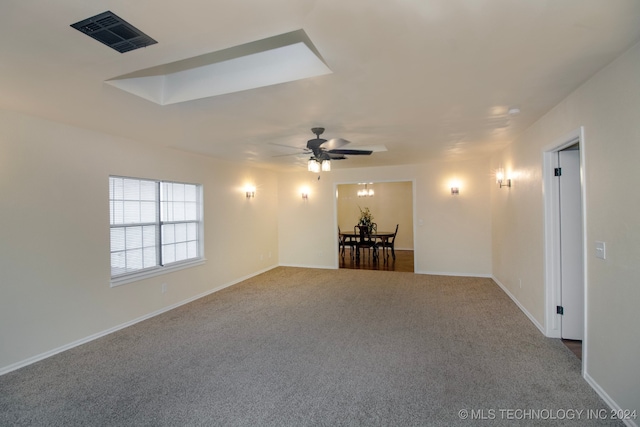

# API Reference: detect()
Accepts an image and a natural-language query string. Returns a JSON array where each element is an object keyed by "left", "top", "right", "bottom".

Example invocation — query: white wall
[
  {"left": 278, "top": 158, "right": 492, "bottom": 276},
  {"left": 0, "top": 110, "right": 278, "bottom": 371},
  {"left": 491, "top": 42, "right": 640, "bottom": 415}
]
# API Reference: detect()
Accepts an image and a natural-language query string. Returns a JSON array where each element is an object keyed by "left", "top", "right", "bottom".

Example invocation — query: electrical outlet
[
  {"left": 519, "top": 278, "right": 522, "bottom": 289},
  {"left": 161, "top": 283, "right": 167, "bottom": 294}
]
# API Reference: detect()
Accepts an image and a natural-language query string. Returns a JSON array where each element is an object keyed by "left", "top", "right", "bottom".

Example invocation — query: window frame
[{"left": 109, "top": 175, "right": 205, "bottom": 287}]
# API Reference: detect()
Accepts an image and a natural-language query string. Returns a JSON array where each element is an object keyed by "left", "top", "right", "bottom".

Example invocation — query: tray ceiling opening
[{"left": 105, "top": 29, "right": 332, "bottom": 105}]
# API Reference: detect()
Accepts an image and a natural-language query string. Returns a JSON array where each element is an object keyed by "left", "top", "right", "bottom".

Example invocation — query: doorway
[
  {"left": 336, "top": 181, "right": 415, "bottom": 272},
  {"left": 557, "top": 146, "right": 584, "bottom": 340},
  {"left": 543, "top": 128, "right": 586, "bottom": 363}
]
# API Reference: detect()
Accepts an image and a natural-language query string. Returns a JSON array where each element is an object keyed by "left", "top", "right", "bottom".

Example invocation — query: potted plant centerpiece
[{"left": 358, "top": 206, "right": 375, "bottom": 234}]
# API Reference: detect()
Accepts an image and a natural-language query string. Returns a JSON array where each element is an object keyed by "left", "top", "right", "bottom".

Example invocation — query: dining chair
[
  {"left": 377, "top": 224, "right": 398, "bottom": 260},
  {"left": 339, "top": 226, "right": 357, "bottom": 259},
  {"left": 338, "top": 226, "right": 347, "bottom": 258},
  {"left": 355, "top": 223, "right": 377, "bottom": 261}
]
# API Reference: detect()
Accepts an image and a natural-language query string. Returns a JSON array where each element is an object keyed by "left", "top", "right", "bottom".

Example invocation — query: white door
[{"left": 558, "top": 149, "right": 584, "bottom": 340}]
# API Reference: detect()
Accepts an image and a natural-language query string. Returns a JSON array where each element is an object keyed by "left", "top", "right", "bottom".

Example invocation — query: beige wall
[
  {"left": 0, "top": 110, "right": 278, "bottom": 370},
  {"left": 491, "top": 42, "right": 640, "bottom": 414},
  {"left": 278, "top": 159, "right": 492, "bottom": 276},
  {"left": 337, "top": 182, "right": 414, "bottom": 250}
]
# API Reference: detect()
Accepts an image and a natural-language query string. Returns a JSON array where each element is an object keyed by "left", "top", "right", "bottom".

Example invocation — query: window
[{"left": 109, "top": 176, "right": 203, "bottom": 285}]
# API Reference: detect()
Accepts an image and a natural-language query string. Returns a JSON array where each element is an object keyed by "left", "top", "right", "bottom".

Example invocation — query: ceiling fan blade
[
  {"left": 328, "top": 149, "right": 373, "bottom": 155},
  {"left": 268, "top": 142, "right": 308, "bottom": 150},
  {"left": 301, "top": 128, "right": 376, "bottom": 165},
  {"left": 323, "top": 138, "right": 350, "bottom": 150},
  {"left": 272, "top": 152, "right": 308, "bottom": 157},
  {"left": 347, "top": 144, "right": 388, "bottom": 153}
]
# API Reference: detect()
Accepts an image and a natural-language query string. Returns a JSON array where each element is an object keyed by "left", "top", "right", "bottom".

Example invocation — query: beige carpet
[{"left": 0, "top": 267, "right": 622, "bottom": 426}]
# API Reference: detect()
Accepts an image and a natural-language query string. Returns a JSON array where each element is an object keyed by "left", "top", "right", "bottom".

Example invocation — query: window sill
[{"left": 110, "top": 258, "right": 206, "bottom": 287}]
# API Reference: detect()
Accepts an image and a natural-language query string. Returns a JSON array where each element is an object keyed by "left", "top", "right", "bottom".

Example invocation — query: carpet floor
[{"left": 0, "top": 267, "right": 622, "bottom": 426}]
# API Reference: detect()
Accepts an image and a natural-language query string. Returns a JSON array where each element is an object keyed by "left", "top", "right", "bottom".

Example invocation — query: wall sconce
[
  {"left": 449, "top": 179, "right": 461, "bottom": 196},
  {"left": 496, "top": 169, "right": 511, "bottom": 188},
  {"left": 245, "top": 185, "right": 255, "bottom": 199},
  {"left": 300, "top": 186, "right": 310, "bottom": 200}
]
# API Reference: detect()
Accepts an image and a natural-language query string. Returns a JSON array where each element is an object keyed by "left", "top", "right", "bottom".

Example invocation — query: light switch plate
[{"left": 595, "top": 241, "right": 606, "bottom": 260}]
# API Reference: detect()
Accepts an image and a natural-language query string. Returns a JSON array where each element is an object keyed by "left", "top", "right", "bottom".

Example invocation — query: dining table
[{"left": 339, "top": 229, "right": 396, "bottom": 262}]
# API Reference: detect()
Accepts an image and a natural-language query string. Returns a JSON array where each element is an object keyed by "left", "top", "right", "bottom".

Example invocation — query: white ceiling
[{"left": 2, "top": 0, "right": 640, "bottom": 171}]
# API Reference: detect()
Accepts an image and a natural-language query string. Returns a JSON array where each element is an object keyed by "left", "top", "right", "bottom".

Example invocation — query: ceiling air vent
[{"left": 71, "top": 11, "right": 157, "bottom": 53}]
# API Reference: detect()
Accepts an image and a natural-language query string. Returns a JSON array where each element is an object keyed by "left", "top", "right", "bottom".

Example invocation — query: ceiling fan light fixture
[
  {"left": 299, "top": 127, "right": 374, "bottom": 171},
  {"left": 307, "top": 157, "right": 330, "bottom": 172},
  {"left": 308, "top": 158, "right": 320, "bottom": 173}
]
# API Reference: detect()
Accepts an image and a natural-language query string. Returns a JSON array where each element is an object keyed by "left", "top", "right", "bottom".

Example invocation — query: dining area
[
  {"left": 338, "top": 224, "right": 414, "bottom": 272},
  {"left": 339, "top": 224, "right": 398, "bottom": 263},
  {"left": 336, "top": 182, "right": 414, "bottom": 272}
]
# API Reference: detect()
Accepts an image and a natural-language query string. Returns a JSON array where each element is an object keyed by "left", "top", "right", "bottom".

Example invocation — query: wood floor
[
  {"left": 339, "top": 248, "right": 414, "bottom": 272},
  {"left": 562, "top": 339, "right": 582, "bottom": 360}
]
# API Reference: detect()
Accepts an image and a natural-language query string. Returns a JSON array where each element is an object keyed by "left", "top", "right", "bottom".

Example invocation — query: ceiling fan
[
  {"left": 270, "top": 127, "right": 375, "bottom": 172},
  {"left": 304, "top": 127, "right": 373, "bottom": 161},
  {"left": 304, "top": 127, "right": 373, "bottom": 172}
]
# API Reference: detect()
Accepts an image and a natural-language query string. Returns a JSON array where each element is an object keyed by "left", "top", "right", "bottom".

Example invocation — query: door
[{"left": 558, "top": 148, "right": 584, "bottom": 340}]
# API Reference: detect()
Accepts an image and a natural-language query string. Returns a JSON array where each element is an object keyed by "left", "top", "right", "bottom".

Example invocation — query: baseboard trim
[
  {"left": 491, "top": 275, "right": 545, "bottom": 334},
  {"left": 0, "top": 265, "right": 278, "bottom": 376},
  {"left": 278, "top": 263, "right": 337, "bottom": 270},
  {"left": 415, "top": 270, "right": 492, "bottom": 278},
  {"left": 583, "top": 372, "right": 638, "bottom": 427}
]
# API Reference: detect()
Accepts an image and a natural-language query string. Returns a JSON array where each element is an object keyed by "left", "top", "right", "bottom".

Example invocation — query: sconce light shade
[
  {"left": 449, "top": 179, "right": 461, "bottom": 196},
  {"left": 321, "top": 159, "right": 331, "bottom": 172},
  {"left": 300, "top": 186, "right": 310, "bottom": 200},
  {"left": 496, "top": 169, "right": 511, "bottom": 188},
  {"left": 245, "top": 185, "right": 256, "bottom": 199}
]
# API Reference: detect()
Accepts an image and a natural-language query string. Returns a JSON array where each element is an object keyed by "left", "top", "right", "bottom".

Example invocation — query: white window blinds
[
  {"left": 160, "top": 182, "right": 200, "bottom": 264},
  {"left": 109, "top": 176, "right": 203, "bottom": 282}
]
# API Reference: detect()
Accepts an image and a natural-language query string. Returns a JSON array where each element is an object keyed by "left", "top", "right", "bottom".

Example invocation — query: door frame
[
  {"left": 542, "top": 127, "right": 587, "bottom": 369},
  {"left": 333, "top": 179, "right": 416, "bottom": 271}
]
